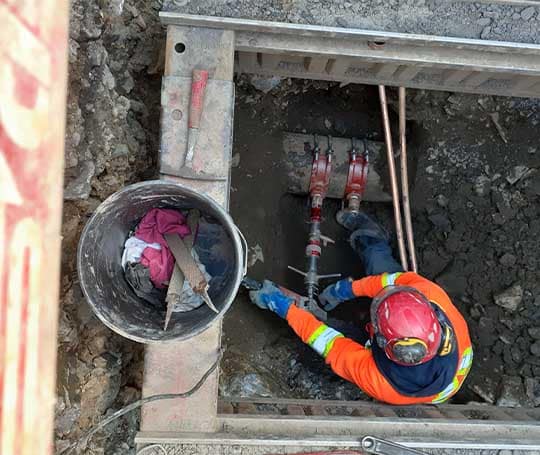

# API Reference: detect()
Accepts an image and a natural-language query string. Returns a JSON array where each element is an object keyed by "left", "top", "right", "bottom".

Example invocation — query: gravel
[
  {"left": 494, "top": 284, "right": 524, "bottom": 312},
  {"left": 56, "top": 0, "right": 163, "bottom": 452},
  {"left": 163, "top": 0, "right": 540, "bottom": 44}
]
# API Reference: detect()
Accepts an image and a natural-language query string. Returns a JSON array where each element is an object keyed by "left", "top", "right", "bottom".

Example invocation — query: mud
[{"left": 58, "top": 1, "right": 540, "bottom": 453}]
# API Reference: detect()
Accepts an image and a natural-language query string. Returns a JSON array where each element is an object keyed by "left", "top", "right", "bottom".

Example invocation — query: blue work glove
[
  {"left": 249, "top": 280, "right": 294, "bottom": 319},
  {"left": 319, "top": 278, "right": 355, "bottom": 311}
]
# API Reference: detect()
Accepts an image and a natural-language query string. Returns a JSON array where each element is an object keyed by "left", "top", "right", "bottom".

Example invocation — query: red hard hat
[{"left": 371, "top": 286, "right": 442, "bottom": 366}]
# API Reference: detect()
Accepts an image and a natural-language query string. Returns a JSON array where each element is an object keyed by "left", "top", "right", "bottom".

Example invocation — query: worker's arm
[
  {"left": 286, "top": 305, "right": 392, "bottom": 401},
  {"left": 320, "top": 273, "right": 404, "bottom": 310},
  {"left": 351, "top": 272, "right": 404, "bottom": 297}
]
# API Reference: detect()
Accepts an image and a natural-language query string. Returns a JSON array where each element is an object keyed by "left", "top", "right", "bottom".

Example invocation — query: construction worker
[{"left": 249, "top": 211, "right": 473, "bottom": 405}]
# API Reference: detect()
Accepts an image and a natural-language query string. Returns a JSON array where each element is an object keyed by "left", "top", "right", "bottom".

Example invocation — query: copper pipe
[
  {"left": 399, "top": 87, "right": 418, "bottom": 273},
  {"left": 378, "top": 85, "right": 408, "bottom": 271}
]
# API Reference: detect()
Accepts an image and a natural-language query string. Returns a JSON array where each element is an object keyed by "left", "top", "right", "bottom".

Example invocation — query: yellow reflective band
[
  {"left": 432, "top": 346, "right": 473, "bottom": 403},
  {"left": 308, "top": 326, "right": 344, "bottom": 357},
  {"left": 323, "top": 334, "right": 344, "bottom": 358},
  {"left": 308, "top": 324, "right": 327, "bottom": 346},
  {"left": 381, "top": 272, "right": 403, "bottom": 287}
]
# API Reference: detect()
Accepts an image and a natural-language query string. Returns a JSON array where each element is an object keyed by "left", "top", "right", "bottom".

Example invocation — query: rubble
[
  {"left": 531, "top": 341, "right": 540, "bottom": 357},
  {"left": 525, "top": 378, "right": 540, "bottom": 407},
  {"left": 521, "top": 6, "right": 537, "bottom": 21},
  {"left": 496, "top": 376, "right": 527, "bottom": 407},
  {"left": 528, "top": 327, "right": 540, "bottom": 340},
  {"left": 64, "top": 161, "right": 96, "bottom": 200},
  {"left": 494, "top": 284, "right": 523, "bottom": 312}
]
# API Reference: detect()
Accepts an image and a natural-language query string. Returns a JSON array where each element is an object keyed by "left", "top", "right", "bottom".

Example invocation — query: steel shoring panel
[
  {"left": 135, "top": 434, "right": 540, "bottom": 452},
  {"left": 159, "top": 13, "right": 540, "bottom": 98}
]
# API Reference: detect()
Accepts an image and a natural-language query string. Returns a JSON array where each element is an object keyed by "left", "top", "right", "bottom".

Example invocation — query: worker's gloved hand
[
  {"left": 319, "top": 278, "right": 355, "bottom": 311},
  {"left": 249, "top": 280, "right": 295, "bottom": 319}
]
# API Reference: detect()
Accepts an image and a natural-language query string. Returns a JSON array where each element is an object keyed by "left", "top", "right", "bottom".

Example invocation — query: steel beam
[
  {"left": 140, "top": 24, "right": 235, "bottom": 434},
  {"left": 159, "top": 13, "right": 540, "bottom": 98}
]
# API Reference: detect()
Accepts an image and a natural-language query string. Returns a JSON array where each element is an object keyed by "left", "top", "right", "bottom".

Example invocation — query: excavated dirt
[{"left": 58, "top": 1, "right": 540, "bottom": 453}]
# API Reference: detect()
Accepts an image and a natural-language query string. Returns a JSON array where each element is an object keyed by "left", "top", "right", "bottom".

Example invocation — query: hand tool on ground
[
  {"left": 241, "top": 276, "right": 313, "bottom": 312},
  {"left": 164, "top": 210, "right": 201, "bottom": 330},
  {"left": 361, "top": 436, "right": 427, "bottom": 455},
  {"left": 176, "top": 69, "right": 226, "bottom": 181},
  {"left": 241, "top": 276, "right": 263, "bottom": 291},
  {"left": 164, "top": 230, "right": 219, "bottom": 314},
  {"left": 288, "top": 135, "right": 341, "bottom": 321}
]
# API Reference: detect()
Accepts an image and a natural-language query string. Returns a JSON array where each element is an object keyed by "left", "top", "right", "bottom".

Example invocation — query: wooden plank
[
  {"left": 0, "top": 2, "right": 69, "bottom": 454},
  {"left": 421, "top": 408, "right": 446, "bottom": 419},
  {"left": 226, "top": 63, "right": 540, "bottom": 98},
  {"left": 373, "top": 407, "right": 398, "bottom": 417},
  {"left": 306, "top": 405, "right": 328, "bottom": 416},
  {"left": 442, "top": 70, "right": 472, "bottom": 84},
  {"left": 237, "top": 402, "right": 259, "bottom": 415},
  {"left": 461, "top": 71, "right": 492, "bottom": 87},
  {"left": 237, "top": 51, "right": 259, "bottom": 72},
  {"left": 326, "top": 57, "right": 352, "bottom": 77},
  {"left": 394, "top": 65, "right": 422, "bottom": 81},
  {"left": 218, "top": 401, "right": 235, "bottom": 414},
  {"left": 260, "top": 53, "right": 282, "bottom": 70},
  {"left": 513, "top": 75, "right": 540, "bottom": 91},
  {"left": 261, "top": 54, "right": 305, "bottom": 72},
  {"left": 373, "top": 63, "right": 400, "bottom": 78},
  {"left": 233, "top": 32, "right": 540, "bottom": 75},
  {"left": 286, "top": 405, "right": 306, "bottom": 416},
  {"left": 439, "top": 408, "right": 466, "bottom": 419},
  {"left": 306, "top": 56, "right": 329, "bottom": 73}
]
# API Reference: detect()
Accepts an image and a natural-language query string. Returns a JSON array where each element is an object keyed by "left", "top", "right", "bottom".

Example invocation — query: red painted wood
[{"left": 0, "top": 1, "right": 69, "bottom": 454}]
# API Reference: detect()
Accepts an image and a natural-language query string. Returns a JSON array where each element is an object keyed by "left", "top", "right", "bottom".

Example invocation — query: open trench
[{"left": 222, "top": 79, "right": 540, "bottom": 407}]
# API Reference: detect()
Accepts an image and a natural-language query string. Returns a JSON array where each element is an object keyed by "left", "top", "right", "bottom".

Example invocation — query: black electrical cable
[{"left": 62, "top": 350, "right": 223, "bottom": 455}]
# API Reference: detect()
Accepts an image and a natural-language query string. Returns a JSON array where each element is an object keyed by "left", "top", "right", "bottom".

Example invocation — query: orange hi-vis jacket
[{"left": 286, "top": 272, "right": 473, "bottom": 405}]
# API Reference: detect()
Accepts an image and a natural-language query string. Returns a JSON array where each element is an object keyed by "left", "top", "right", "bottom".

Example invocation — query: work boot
[{"left": 336, "top": 210, "right": 389, "bottom": 242}]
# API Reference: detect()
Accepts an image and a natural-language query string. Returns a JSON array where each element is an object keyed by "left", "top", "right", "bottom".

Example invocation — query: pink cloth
[{"left": 135, "top": 208, "right": 191, "bottom": 288}]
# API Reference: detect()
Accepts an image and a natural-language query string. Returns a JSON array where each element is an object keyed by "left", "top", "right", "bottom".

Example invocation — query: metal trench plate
[
  {"left": 160, "top": 13, "right": 540, "bottom": 98},
  {"left": 137, "top": 397, "right": 540, "bottom": 451}
]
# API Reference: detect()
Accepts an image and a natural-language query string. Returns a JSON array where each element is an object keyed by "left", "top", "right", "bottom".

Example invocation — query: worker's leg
[{"left": 337, "top": 211, "right": 403, "bottom": 276}]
